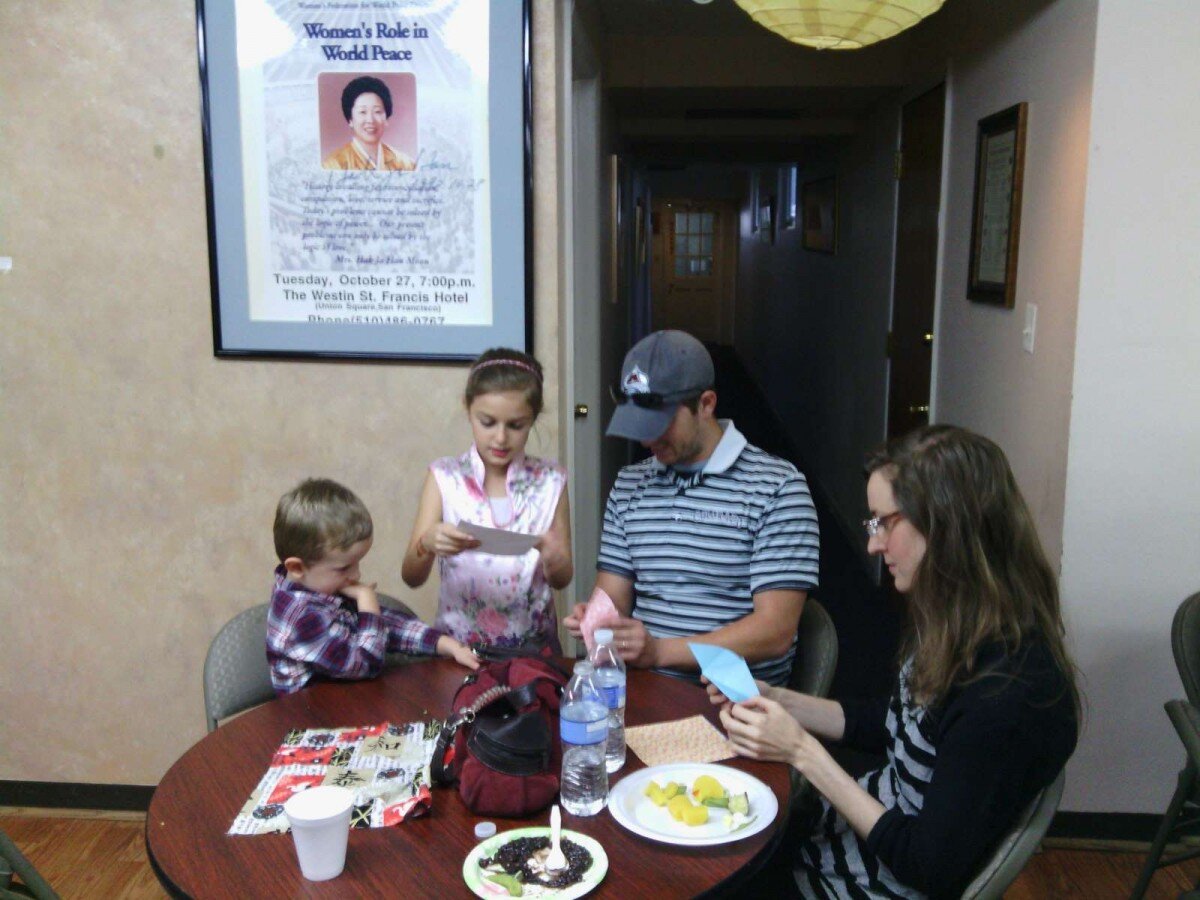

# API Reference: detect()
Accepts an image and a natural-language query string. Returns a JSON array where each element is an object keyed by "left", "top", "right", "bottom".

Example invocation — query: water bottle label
[
  {"left": 560, "top": 716, "right": 607, "bottom": 746},
  {"left": 600, "top": 684, "right": 626, "bottom": 709}
]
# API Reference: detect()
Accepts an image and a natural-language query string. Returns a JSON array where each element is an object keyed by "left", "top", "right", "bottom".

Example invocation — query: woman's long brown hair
[{"left": 867, "top": 425, "right": 1081, "bottom": 715}]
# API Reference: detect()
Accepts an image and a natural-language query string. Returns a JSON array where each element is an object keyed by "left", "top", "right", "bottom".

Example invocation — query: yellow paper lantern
[{"left": 732, "top": 0, "right": 946, "bottom": 50}]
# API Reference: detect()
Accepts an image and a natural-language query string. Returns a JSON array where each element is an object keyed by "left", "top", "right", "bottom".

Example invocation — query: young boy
[{"left": 268, "top": 477, "right": 479, "bottom": 694}]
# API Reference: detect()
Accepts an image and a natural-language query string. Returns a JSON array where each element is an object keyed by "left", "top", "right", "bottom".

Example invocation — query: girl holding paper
[
  {"left": 708, "top": 426, "right": 1080, "bottom": 899},
  {"left": 402, "top": 348, "right": 573, "bottom": 651}
]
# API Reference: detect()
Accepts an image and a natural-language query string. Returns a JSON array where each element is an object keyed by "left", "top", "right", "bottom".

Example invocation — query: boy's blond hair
[{"left": 274, "top": 478, "right": 373, "bottom": 563}]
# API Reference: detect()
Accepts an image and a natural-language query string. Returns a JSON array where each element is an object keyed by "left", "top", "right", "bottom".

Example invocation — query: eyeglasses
[
  {"left": 608, "top": 384, "right": 705, "bottom": 409},
  {"left": 863, "top": 510, "right": 904, "bottom": 538}
]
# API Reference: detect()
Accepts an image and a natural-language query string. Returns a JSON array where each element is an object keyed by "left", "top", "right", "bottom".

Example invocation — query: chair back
[
  {"left": 1172, "top": 591, "right": 1200, "bottom": 706},
  {"left": 790, "top": 598, "right": 838, "bottom": 698},
  {"left": 960, "top": 768, "right": 1065, "bottom": 900},
  {"left": 203, "top": 604, "right": 274, "bottom": 732}
]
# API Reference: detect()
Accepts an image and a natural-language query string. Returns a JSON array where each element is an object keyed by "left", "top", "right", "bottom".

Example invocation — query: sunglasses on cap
[{"left": 608, "top": 383, "right": 706, "bottom": 409}]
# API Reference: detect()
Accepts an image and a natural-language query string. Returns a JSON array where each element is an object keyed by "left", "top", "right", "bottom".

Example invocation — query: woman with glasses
[{"left": 708, "top": 425, "right": 1080, "bottom": 899}]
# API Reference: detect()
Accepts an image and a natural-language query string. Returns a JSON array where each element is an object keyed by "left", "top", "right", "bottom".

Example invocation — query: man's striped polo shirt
[{"left": 597, "top": 421, "right": 820, "bottom": 685}]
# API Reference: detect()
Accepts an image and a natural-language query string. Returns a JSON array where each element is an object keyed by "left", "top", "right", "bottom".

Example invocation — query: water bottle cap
[
  {"left": 595, "top": 628, "right": 614, "bottom": 645},
  {"left": 474, "top": 821, "right": 497, "bottom": 840}
]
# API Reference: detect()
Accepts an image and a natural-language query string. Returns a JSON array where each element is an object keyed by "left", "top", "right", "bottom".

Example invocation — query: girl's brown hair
[
  {"left": 464, "top": 348, "right": 544, "bottom": 418},
  {"left": 866, "top": 425, "right": 1080, "bottom": 715}
]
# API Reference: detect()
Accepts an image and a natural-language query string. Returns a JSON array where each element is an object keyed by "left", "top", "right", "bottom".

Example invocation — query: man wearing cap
[{"left": 564, "top": 330, "right": 819, "bottom": 686}]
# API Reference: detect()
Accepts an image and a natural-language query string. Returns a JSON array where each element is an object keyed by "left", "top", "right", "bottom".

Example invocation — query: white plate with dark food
[
  {"left": 607, "top": 762, "right": 778, "bottom": 846},
  {"left": 463, "top": 826, "right": 608, "bottom": 899}
]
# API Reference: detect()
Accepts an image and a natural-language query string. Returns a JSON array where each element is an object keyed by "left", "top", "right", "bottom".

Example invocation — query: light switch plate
[{"left": 1022, "top": 303, "right": 1037, "bottom": 354}]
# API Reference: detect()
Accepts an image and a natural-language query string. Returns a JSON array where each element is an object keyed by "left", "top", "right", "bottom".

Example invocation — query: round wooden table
[{"left": 147, "top": 659, "right": 791, "bottom": 898}]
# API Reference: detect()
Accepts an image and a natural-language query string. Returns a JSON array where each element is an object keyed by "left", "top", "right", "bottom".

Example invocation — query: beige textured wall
[{"left": 0, "top": 0, "right": 560, "bottom": 785}]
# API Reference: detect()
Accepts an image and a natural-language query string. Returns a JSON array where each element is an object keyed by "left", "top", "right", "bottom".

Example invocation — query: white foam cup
[{"left": 283, "top": 785, "right": 355, "bottom": 881}]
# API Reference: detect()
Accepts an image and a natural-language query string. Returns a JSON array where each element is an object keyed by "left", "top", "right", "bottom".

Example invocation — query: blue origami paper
[{"left": 688, "top": 643, "right": 760, "bottom": 703}]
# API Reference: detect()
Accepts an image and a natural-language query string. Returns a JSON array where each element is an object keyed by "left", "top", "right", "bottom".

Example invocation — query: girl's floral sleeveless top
[{"left": 430, "top": 447, "right": 566, "bottom": 650}]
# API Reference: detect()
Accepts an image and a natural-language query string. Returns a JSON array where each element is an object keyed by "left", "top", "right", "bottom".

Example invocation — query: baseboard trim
[
  {"left": 0, "top": 781, "right": 154, "bottom": 812},
  {"left": 1047, "top": 811, "right": 1165, "bottom": 844}
]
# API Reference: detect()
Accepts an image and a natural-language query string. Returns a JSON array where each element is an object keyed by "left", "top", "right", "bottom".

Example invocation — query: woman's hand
[
  {"left": 704, "top": 677, "right": 772, "bottom": 708},
  {"left": 422, "top": 523, "right": 481, "bottom": 557},
  {"left": 719, "top": 695, "right": 813, "bottom": 768}
]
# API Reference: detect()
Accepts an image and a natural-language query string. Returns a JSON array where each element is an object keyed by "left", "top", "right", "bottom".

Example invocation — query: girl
[
  {"left": 402, "top": 348, "right": 573, "bottom": 651},
  {"left": 710, "top": 425, "right": 1080, "bottom": 899}
]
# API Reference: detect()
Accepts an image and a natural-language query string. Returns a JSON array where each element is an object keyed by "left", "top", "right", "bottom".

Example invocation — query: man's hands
[
  {"left": 563, "top": 602, "right": 658, "bottom": 667},
  {"left": 420, "top": 523, "right": 481, "bottom": 557}
]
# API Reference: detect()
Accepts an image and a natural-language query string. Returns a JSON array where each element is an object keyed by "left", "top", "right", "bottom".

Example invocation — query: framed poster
[
  {"left": 968, "top": 102, "right": 1027, "bottom": 308},
  {"left": 801, "top": 175, "right": 837, "bottom": 253},
  {"left": 197, "top": 0, "right": 532, "bottom": 360}
]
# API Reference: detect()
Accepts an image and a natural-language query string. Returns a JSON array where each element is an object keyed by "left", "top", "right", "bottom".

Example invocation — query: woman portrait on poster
[{"left": 322, "top": 75, "right": 416, "bottom": 172}]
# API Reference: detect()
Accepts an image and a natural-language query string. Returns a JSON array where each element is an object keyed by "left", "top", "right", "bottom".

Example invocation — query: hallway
[{"left": 708, "top": 344, "right": 903, "bottom": 705}]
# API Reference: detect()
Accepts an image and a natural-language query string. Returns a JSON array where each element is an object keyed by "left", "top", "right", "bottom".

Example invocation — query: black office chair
[
  {"left": 789, "top": 598, "right": 838, "bottom": 698},
  {"left": 0, "top": 827, "right": 59, "bottom": 899},
  {"left": 1131, "top": 589, "right": 1200, "bottom": 898}
]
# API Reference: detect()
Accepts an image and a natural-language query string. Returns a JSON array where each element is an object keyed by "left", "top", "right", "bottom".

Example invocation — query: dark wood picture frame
[
  {"left": 968, "top": 102, "right": 1027, "bottom": 308},
  {"left": 801, "top": 175, "right": 837, "bottom": 253}
]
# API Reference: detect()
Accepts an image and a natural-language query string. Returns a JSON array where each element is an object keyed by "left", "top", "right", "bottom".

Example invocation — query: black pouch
[{"left": 468, "top": 707, "right": 551, "bottom": 776}]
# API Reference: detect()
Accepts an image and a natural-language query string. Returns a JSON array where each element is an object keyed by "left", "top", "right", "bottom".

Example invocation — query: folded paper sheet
[
  {"left": 580, "top": 586, "right": 622, "bottom": 653},
  {"left": 229, "top": 721, "right": 439, "bottom": 835},
  {"left": 624, "top": 715, "right": 736, "bottom": 768},
  {"left": 688, "top": 643, "right": 761, "bottom": 704},
  {"left": 457, "top": 521, "right": 540, "bottom": 556}
]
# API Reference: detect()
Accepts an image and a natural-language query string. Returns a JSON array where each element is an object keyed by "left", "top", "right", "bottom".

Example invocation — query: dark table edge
[{"left": 145, "top": 797, "right": 190, "bottom": 900}]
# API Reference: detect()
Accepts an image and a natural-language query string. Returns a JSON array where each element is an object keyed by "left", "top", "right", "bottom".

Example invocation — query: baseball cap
[{"left": 606, "top": 330, "right": 715, "bottom": 442}]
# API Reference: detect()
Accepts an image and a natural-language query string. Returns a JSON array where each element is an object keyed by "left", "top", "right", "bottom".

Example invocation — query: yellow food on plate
[
  {"left": 682, "top": 803, "right": 710, "bottom": 826},
  {"left": 644, "top": 782, "right": 667, "bottom": 806},
  {"left": 667, "top": 794, "right": 693, "bottom": 822},
  {"left": 690, "top": 774, "right": 725, "bottom": 803}
]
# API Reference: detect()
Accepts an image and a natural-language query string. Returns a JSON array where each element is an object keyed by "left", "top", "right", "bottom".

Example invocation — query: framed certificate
[
  {"left": 197, "top": 0, "right": 532, "bottom": 360},
  {"left": 968, "top": 102, "right": 1027, "bottom": 308}
]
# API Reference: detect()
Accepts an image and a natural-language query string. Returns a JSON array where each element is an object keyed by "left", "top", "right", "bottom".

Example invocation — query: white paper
[{"left": 458, "top": 520, "right": 539, "bottom": 556}]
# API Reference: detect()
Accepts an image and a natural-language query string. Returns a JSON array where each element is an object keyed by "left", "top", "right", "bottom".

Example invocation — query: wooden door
[
  {"left": 651, "top": 199, "right": 735, "bottom": 343},
  {"left": 887, "top": 84, "right": 945, "bottom": 438}
]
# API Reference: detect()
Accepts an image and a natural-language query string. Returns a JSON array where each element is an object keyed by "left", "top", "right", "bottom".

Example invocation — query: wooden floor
[{"left": 2, "top": 810, "right": 1198, "bottom": 899}]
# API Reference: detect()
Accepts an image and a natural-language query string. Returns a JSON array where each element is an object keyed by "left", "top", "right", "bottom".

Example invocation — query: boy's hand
[
  {"left": 437, "top": 636, "right": 481, "bottom": 670},
  {"left": 422, "top": 523, "right": 481, "bottom": 557},
  {"left": 342, "top": 582, "right": 380, "bottom": 615}
]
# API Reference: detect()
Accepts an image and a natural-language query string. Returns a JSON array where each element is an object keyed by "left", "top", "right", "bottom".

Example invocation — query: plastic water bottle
[
  {"left": 589, "top": 629, "right": 627, "bottom": 773},
  {"left": 559, "top": 660, "right": 609, "bottom": 816}
]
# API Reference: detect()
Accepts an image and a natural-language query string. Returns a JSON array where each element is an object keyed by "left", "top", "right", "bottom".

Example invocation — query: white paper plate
[
  {"left": 607, "top": 762, "right": 778, "bottom": 846},
  {"left": 463, "top": 827, "right": 608, "bottom": 899}
]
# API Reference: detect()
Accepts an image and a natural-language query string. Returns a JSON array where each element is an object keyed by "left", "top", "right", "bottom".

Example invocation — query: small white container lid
[{"left": 474, "top": 821, "right": 497, "bottom": 839}]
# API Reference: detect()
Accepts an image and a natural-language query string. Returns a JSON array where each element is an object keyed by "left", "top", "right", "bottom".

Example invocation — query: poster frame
[{"left": 196, "top": 0, "right": 533, "bottom": 361}]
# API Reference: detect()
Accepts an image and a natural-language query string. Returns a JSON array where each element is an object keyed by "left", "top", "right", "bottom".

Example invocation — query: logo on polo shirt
[
  {"left": 675, "top": 508, "right": 747, "bottom": 529},
  {"left": 623, "top": 365, "right": 650, "bottom": 394}
]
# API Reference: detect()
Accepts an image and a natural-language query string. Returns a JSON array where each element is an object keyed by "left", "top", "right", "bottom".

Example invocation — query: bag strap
[{"left": 431, "top": 683, "right": 517, "bottom": 787}]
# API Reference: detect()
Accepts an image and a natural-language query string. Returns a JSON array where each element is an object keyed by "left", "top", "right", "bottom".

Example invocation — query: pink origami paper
[{"left": 580, "top": 586, "right": 622, "bottom": 653}]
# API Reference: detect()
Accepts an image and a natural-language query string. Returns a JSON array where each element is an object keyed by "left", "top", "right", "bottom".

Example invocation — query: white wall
[
  {"left": 935, "top": 0, "right": 1098, "bottom": 572},
  {"left": 1059, "top": 0, "right": 1200, "bottom": 813}
]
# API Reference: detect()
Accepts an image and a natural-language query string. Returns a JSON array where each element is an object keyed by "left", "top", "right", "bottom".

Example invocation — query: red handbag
[{"left": 431, "top": 654, "right": 568, "bottom": 817}]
